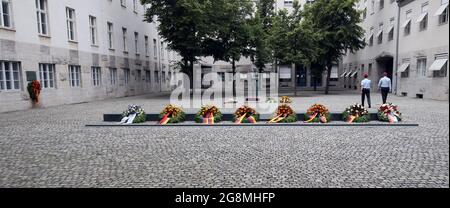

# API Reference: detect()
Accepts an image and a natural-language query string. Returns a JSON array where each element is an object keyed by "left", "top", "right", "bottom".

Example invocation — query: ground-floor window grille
[
  {"left": 68, "top": 65, "right": 81, "bottom": 88},
  {"left": 0, "top": 61, "right": 21, "bottom": 91},
  {"left": 39, "top": 63, "right": 55, "bottom": 89}
]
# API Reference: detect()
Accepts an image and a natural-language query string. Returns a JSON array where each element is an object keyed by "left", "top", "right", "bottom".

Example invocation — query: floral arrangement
[
  {"left": 195, "top": 105, "right": 223, "bottom": 124},
  {"left": 343, "top": 104, "right": 370, "bottom": 123},
  {"left": 378, "top": 103, "right": 402, "bottom": 123},
  {"left": 159, "top": 104, "right": 186, "bottom": 124},
  {"left": 305, "top": 104, "right": 331, "bottom": 123},
  {"left": 268, "top": 104, "right": 298, "bottom": 123},
  {"left": 279, "top": 96, "right": 293, "bottom": 104},
  {"left": 121, "top": 105, "right": 146, "bottom": 124},
  {"left": 233, "top": 105, "right": 260, "bottom": 124},
  {"left": 27, "top": 80, "right": 41, "bottom": 103}
]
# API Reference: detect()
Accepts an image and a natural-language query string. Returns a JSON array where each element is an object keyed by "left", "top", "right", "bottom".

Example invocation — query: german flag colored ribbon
[
  {"left": 203, "top": 112, "right": 215, "bottom": 124},
  {"left": 347, "top": 115, "right": 358, "bottom": 124},
  {"left": 305, "top": 113, "right": 318, "bottom": 123},
  {"left": 159, "top": 113, "right": 171, "bottom": 125},
  {"left": 235, "top": 114, "right": 247, "bottom": 124},
  {"left": 247, "top": 116, "right": 257, "bottom": 124},
  {"left": 268, "top": 114, "right": 286, "bottom": 123}
]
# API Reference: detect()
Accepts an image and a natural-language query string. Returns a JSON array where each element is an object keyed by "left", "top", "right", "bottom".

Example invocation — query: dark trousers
[
  {"left": 381, "top": 87, "right": 390, "bottom": 104},
  {"left": 362, "top": 89, "right": 371, "bottom": 108}
]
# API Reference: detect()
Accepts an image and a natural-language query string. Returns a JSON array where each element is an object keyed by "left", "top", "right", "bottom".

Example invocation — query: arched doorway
[{"left": 375, "top": 52, "right": 394, "bottom": 80}]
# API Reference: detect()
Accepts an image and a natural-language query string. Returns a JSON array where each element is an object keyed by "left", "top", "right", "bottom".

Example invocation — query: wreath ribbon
[
  {"left": 159, "top": 113, "right": 172, "bottom": 125},
  {"left": 268, "top": 114, "right": 286, "bottom": 123},
  {"left": 203, "top": 112, "right": 215, "bottom": 124}
]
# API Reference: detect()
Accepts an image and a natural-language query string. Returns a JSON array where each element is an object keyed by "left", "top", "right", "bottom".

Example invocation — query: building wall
[
  {"left": 341, "top": 0, "right": 449, "bottom": 100},
  {"left": 0, "top": 0, "right": 179, "bottom": 113},
  {"left": 397, "top": 0, "right": 449, "bottom": 100}
]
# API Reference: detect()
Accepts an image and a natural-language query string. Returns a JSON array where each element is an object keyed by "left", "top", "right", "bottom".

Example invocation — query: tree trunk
[
  {"left": 189, "top": 59, "right": 195, "bottom": 94},
  {"left": 325, "top": 62, "right": 332, "bottom": 95}
]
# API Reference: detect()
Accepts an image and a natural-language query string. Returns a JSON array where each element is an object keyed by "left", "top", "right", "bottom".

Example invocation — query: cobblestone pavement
[{"left": 0, "top": 92, "right": 448, "bottom": 188}]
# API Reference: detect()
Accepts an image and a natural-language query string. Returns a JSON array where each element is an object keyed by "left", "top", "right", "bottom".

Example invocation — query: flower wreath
[
  {"left": 121, "top": 105, "right": 146, "bottom": 124},
  {"left": 343, "top": 104, "right": 370, "bottom": 123},
  {"left": 194, "top": 105, "right": 223, "bottom": 124},
  {"left": 378, "top": 103, "right": 402, "bottom": 123},
  {"left": 305, "top": 104, "right": 331, "bottom": 123},
  {"left": 27, "top": 80, "right": 41, "bottom": 103},
  {"left": 159, "top": 104, "right": 186, "bottom": 124},
  {"left": 233, "top": 105, "right": 260, "bottom": 124},
  {"left": 268, "top": 104, "right": 298, "bottom": 123}
]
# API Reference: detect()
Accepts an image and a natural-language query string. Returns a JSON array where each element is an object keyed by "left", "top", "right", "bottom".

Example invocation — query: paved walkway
[{"left": 0, "top": 92, "right": 448, "bottom": 187}]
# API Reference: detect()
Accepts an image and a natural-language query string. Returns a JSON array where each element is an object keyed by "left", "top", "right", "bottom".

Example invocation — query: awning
[
  {"left": 350, "top": 71, "right": 358, "bottom": 78},
  {"left": 376, "top": 30, "right": 383, "bottom": 38},
  {"left": 429, "top": 59, "right": 448, "bottom": 71},
  {"left": 398, "top": 63, "right": 410, "bottom": 73},
  {"left": 416, "top": 12, "right": 428, "bottom": 23},
  {"left": 401, "top": 19, "right": 411, "bottom": 28},
  {"left": 340, "top": 71, "right": 348, "bottom": 78},
  {"left": 434, "top": 3, "right": 449, "bottom": 16},
  {"left": 387, "top": 25, "right": 394, "bottom": 34},
  {"left": 368, "top": 33, "right": 374, "bottom": 40}
]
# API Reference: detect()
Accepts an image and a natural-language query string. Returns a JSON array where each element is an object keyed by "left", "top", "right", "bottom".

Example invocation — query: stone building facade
[
  {"left": 0, "top": 0, "right": 179, "bottom": 113},
  {"left": 341, "top": 0, "right": 449, "bottom": 100}
]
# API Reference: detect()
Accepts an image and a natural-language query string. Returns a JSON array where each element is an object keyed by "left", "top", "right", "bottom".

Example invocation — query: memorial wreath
[
  {"left": 343, "top": 104, "right": 370, "bottom": 123},
  {"left": 378, "top": 103, "right": 402, "bottom": 123},
  {"left": 159, "top": 104, "right": 186, "bottom": 125},
  {"left": 233, "top": 105, "right": 260, "bottom": 124},
  {"left": 195, "top": 105, "right": 223, "bottom": 124},
  {"left": 305, "top": 104, "right": 331, "bottom": 123}
]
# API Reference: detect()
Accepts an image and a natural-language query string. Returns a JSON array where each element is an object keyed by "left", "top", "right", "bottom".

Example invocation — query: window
[
  {"left": 36, "top": 0, "right": 49, "bottom": 35},
  {"left": 109, "top": 68, "right": 117, "bottom": 86},
  {"left": 0, "top": 0, "right": 12, "bottom": 28},
  {"left": 284, "top": 0, "right": 293, "bottom": 7},
  {"left": 431, "top": 54, "right": 448, "bottom": 77},
  {"left": 39, "top": 63, "right": 55, "bottom": 89},
  {"left": 0, "top": 61, "right": 21, "bottom": 91},
  {"left": 133, "top": 0, "right": 138, "bottom": 13},
  {"left": 66, "top": 7, "right": 77, "bottom": 41},
  {"left": 388, "top": 18, "right": 395, "bottom": 41},
  {"left": 371, "top": 0, "right": 375, "bottom": 14},
  {"left": 153, "top": 39, "right": 158, "bottom": 59},
  {"left": 377, "top": 23, "right": 383, "bottom": 44},
  {"left": 368, "top": 27, "right": 374, "bottom": 46},
  {"left": 363, "top": 8, "right": 367, "bottom": 19},
  {"left": 145, "top": 70, "right": 151, "bottom": 83},
  {"left": 123, "top": 68, "right": 130, "bottom": 85},
  {"left": 417, "top": 58, "right": 427, "bottom": 77},
  {"left": 154, "top": 70, "right": 159, "bottom": 83},
  {"left": 145, "top": 36, "right": 149, "bottom": 57},
  {"left": 120, "top": 0, "right": 126, "bottom": 7},
  {"left": 436, "top": 0, "right": 449, "bottom": 25},
  {"left": 122, "top": 27, "right": 128, "bottom": 52},
  {"left": 68, "top": 65, "right": 81, "bottom": 87},
  {"left": 91, "top": 67, "right": 101, "bottom": 87},
  {"left": 136, "top": 69, "right": 141, "bottom": 81},
  {"left": 399, "top": 59, "right": 410, "bottom": 78},
  {"left": 403, "top": 10, "right": 412, "bottom": 36},
  {"left": 379, "top": 0, "right": 384, "bottom": 10},
  {"left": 368, "top": 63, "right": 373, "bottom": 75},
  {"left": 418, "top": 3, "right": 428, "bottom": 31},
  {"left": 89, "top": 16, "right": 98, "bottom": 45},
  {"left": 161, "top": 42, "right": 165, "bottom": 60},
  {"left": 162, "top": 70, "right": 166, "bottom": 84},
  {"left": 107, "top": 22, "right": 114, "bottom": 49},
  {"left": 134, "top": 32, "right": 139, "bottom": 55}
]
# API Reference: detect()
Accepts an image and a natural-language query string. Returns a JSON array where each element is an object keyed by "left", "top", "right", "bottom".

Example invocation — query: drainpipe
[{"left": 394, "top": 1, "right": 401, "bottom": 95}]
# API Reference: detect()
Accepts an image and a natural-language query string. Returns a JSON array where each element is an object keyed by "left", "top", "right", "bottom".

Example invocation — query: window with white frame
[
  {"left": 109, "top": 68, "right": 117, "bottom": 86},
  {"left": 91, "top": 67, "right": 101, "bottom": 87},
  {"left": 0, "top": 0, "right": 13, "bottom": 29},
  {"left": 39, "top": 63, "right": 55, "bottom": 89},
  {"left": 68, "top": 65, "right": 81, "bottom": 87},
  {"left": 123, "top": 68, "right": 130, "bottom": 85},
  {"left": 377, "top": 22, "right": 383, "bottom": 44},
  {"left": 107, "top": 22, "right": 114, "bottom": 49},
  {"left": 145, "top": 36, "right": 149, "bottom": 57},
  {"left": 66, "top": 7, "right": 77, "bottom": 41},
  {"left": 0, "top": 61, "right": 21, "bottom": 91},
  {"left": 122, "top": 27, "right": 128, "bottom": 52},
  {"left": 437, "top": 0, "right": 449, "bottom": 25},
  {"left": 388, "top": 18, "right": 395, "bottom": 41},
  {"left": 89, "top": 16, "right": 98, "bottom": 45},
  {"left": 417, "top": 58, "right": 427, "bottom": 77},
  {"left": 134, "top": 32, "right": 139, "bottom": 55},
  {"left": 36, "top": 0, "right": 49, "bottom": 35}
]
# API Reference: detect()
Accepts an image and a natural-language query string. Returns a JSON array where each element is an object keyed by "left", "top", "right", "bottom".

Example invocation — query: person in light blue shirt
[
  {"left": 361, "top": 73, "right": 371, "bottom": 108},
  {"left": 378, "top": 72, "right": 392, "bottom": 104}
]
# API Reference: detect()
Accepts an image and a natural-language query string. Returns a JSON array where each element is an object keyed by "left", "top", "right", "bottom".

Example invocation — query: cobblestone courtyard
[{"left": 0, "top": 92, "right": 448, "bottom": 188}]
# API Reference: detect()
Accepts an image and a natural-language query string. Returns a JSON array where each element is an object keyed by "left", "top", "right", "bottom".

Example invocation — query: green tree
[
  {"left": 142, "top": 0, "right": 213, "bottom": 89},
  {"left": 302, "top": 0, "right": 366, "bottom": 94},
  {"left": 203, "top": 0, "right": 254, "bottom": 98},
  {"left": 250, "top": 0, "right": 275, "bottom": 72}
]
